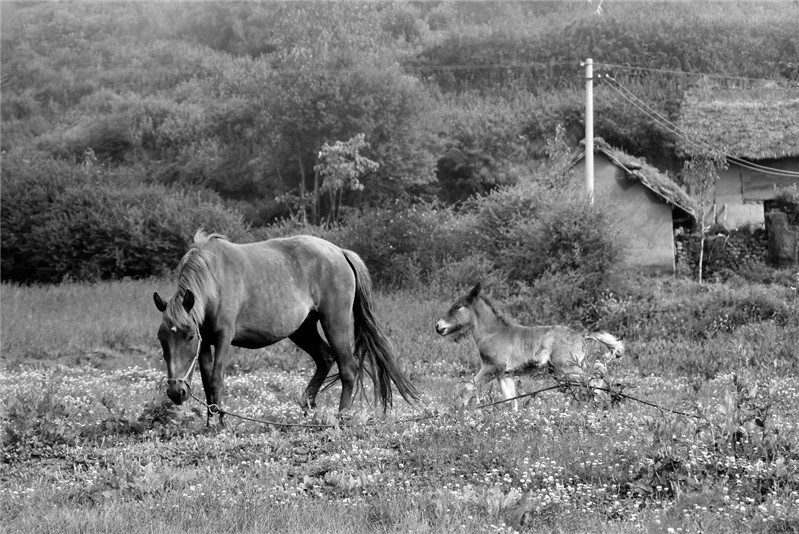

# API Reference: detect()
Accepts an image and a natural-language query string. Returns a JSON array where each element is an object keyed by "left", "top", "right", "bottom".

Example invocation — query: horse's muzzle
[{"left": 167, "top": 382, "right": 189, "bottom": 405}]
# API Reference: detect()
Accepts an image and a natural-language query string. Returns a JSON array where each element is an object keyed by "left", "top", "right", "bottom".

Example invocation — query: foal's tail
[
  {"left": 585, "top": 331, "right": 625, "bottom": 359},
  {"left": 343, "top": 250, "right": 420, "bottom": 410}
]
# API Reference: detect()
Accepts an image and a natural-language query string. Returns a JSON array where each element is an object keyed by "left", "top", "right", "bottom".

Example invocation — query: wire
[
  {"left": 600, "top": 74, "right": 799, "bottom": 178},
  {"left": 407, "top": 60, "right": 580, "bottom": 72},
  {"left": 610, "top": 80, "right": 799, "bottom": 178},
  {"left": 595, "top": 61, "right": 794, "bottom": 84}
]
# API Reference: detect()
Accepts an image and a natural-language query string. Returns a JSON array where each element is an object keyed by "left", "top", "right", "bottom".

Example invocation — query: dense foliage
[
  {"left": 2, "top": 1, "right": 797, "bottom": 286},
  {"left": 0, "top": 154, "right": 249, "bottom": 283}
]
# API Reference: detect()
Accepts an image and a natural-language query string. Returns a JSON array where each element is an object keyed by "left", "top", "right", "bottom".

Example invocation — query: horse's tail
[
  {"left": 342, "top": 250, "right": 420, "bottom": 410},
  {"left": 585, "top": 331, "right": 625, "bottom": 359}
]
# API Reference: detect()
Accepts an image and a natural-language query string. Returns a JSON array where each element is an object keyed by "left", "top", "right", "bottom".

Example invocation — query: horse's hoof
[{"left": 301, "top": 403, "right": 317, "bottom": 417}]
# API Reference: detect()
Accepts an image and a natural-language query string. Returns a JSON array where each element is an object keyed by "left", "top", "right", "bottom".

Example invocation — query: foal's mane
[
  {"left": 475, "top": 294, "right": 516, "bottom": 326},
  {"left": 164, "top": 230, "right": 226, "bottom": 328}
]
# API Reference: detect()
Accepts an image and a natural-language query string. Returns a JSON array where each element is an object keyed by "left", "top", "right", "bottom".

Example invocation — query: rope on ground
[
  {"left": 184, "top": 379, "right": 702, "bottom": 430},
  {"left": 189, "top": 391, "right": 337, "bottom": 429},
  {"left": 475, "top": 380, "right": 703, "bottom": 420}
]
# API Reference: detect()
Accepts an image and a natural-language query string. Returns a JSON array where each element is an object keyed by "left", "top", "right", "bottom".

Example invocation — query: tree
[
  {"left": 314, "top": 134, "right": 379, "bottom": 224},
  {"left": 683, "top": 151, "right": 727, "bottom": 283}
]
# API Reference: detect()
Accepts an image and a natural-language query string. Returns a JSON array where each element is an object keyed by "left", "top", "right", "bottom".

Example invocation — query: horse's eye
[{"left": 185, "top": 332, "right": 194, "bottom": 342}]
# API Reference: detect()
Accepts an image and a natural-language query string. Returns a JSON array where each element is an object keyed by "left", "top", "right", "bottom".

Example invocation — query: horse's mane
[
  {"left": 164, "top": 229, "right": 226, "bottom": 328},
  {"left": 476, "top": 294, "right": 517, "bottom": 327}
]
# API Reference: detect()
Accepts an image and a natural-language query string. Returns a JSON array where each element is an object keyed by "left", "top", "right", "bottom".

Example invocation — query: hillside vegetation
[{"left": 2, "top": 2, "right": 798, "bottom": 287}]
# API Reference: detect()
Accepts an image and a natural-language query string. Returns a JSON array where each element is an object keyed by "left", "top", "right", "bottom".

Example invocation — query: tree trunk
[
  {"left": 297, "top": 148, "right": 307, "bottom": 224},
  {"left": 312, "top": 168, "right": 320, "bottom": 225},
  {"left": 698, "top": 233, "right": 705, "bottom": 284},
  {"left": 336, "top": 188, "right": 344, "bottom": 223}
]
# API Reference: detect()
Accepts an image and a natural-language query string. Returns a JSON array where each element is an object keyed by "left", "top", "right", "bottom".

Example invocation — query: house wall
[
  {"left": 575, "top": 155, "right": 676, "bottom": 274},
  {"left": 714, "top": 158, "right": 799, "bottom": 228},
  {"left": 715, "top": 168, "right": 763, "bottom": 228}
]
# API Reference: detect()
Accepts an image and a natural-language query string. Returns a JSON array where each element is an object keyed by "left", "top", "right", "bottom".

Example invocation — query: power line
[
  {"left": 406, "top": 60, "right": 580, "bottom": 72},
  {"left": 6, "top": 55, "right": 796, "bottom": 86},
  {"left": 596, "top": 62, "right": 794, "bottom": 84},
  {"left": 600, "top": 74, "right": 799, "bottom": 178}
]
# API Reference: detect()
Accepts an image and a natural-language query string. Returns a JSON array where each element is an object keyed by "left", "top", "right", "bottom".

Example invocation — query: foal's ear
[
  {"left": 468, "top": 282, "right": 482, "bottom": 300},
  {"left": 182, "top": 289, "right": 195, "bottom": 313},
  {"left": 153, "top": 292, "right": 167, "bottom": 312}
]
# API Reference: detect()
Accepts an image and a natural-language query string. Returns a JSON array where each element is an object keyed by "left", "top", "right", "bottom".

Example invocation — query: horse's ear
[
  {"left": 182, "top": 289, "right": 195, "bottom": 313},
  {"left": 153, "top": 292, "right": 167, "bottom": 312},
  {"left": 469, "top": 282, "right": 482, "bottom": 300}
]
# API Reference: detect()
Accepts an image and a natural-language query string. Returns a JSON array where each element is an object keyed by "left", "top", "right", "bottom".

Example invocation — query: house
[
  {"left": 572, "top": 138, "right": 697, "bottom": 274},
  {"left": 677, "top": 84, "right": 799, "bottom": 228}
]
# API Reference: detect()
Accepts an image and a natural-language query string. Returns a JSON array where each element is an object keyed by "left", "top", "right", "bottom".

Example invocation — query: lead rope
[{"left": 176, "top": 329, "right": 336, "bottom": 429}]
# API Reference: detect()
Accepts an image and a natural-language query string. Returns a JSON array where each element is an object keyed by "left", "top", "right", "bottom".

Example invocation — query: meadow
[{"left": 2, "top": 276, "right": 799, "bottom": 534}]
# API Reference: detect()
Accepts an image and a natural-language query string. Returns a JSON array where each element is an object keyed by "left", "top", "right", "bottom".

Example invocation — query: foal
[{"left": 435, "top": 283, "right": 624, "bottom": 409}]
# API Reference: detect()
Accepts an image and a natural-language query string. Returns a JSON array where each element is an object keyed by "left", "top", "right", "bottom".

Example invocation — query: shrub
[
  {"left": 1, "top": 155, "right": 250, "bottom": 283},
  {"left": 329, "top": 202, "right": 475, "bottom": 288},
  {"left": 251, "top": 201, "right": 480, "bottom": 289},
  {"left": 38, "top": 111, "right": 136, "bottom": 162},
  {"left": 462, "top": 180, "right": 623, "bottom": 323},
  {"left": 595, "top": 275, "right": 799, "bottom": 343}
]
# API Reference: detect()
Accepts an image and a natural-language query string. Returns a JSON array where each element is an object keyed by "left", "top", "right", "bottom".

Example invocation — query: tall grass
[{"left": 1, "top": 279, "right": 171, "bottom": 364}]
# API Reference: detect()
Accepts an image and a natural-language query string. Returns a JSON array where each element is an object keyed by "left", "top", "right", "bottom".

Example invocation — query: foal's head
[{"left": 435, "top": 282, "right": 484, "bottom": 338}]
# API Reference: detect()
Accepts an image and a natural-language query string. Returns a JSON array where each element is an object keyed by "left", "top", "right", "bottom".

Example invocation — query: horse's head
[
  {"left": 153, "top": 290, "right": 201, "bottom": 405},
  {"left": 435, "top": 282, "right": 482, "bottom": 338}
]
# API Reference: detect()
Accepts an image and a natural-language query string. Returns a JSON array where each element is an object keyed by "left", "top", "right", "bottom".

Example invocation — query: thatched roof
[
  {"left": 677, "top": 85, "right": 799, "bottom": 160},
  {"left": 573, "top": 138, "right": 698, "bottom": 221}
]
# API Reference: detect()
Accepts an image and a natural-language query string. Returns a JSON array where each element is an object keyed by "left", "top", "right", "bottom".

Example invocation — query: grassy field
[{"left": 2, "top": 277, "right": 799, "bottom": 533}]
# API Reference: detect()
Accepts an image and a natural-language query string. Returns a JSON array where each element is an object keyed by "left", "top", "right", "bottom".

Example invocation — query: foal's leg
[
  {"left": 289, "top": 318, "right": 335, "bottom": 411},
  {"left": 497, "top": 376, "right": 519, "bottom": 411},
  {"left": 465, "top": 365, "right": 499, "bottom": 404}
]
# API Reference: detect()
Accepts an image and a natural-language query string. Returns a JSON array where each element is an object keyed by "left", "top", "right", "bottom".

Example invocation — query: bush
[
  {"left": 595, "top": 275, "right": 799, "bottom": 342},
  {"left": 333, "top": 202, "right": 475, "bottom": 288},
  {"left": 38, "top": 112, "right": 136, "bottom": 163},
  {"left": 251, "top": 202, "right": 479, "bottom": 289},
  {"left": 462, "top": 180, "right": 623, "bottom": 323},
  {"left": 1, "top": 155, "right": 250, "bottom": 283}
]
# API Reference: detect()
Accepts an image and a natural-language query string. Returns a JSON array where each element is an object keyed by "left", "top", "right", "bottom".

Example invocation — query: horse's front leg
[
  {"left": 205, "top": 331, "right": 232, "bottom": 427},
  {"left": 197, "top": 340, "right": 218, "bottom": 426}
]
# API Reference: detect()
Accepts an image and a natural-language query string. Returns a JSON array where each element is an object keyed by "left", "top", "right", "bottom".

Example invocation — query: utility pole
[{"left": 583, "top": 58, "right": 594, "bottom": 203}]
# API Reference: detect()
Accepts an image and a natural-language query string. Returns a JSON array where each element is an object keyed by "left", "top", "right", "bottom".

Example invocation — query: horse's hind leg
[
  {"left": 319, "top": 315, "right": 357, "bottom": 413},
  {"left": 289, "top": 317, "right": 335, "bottom": 411}
]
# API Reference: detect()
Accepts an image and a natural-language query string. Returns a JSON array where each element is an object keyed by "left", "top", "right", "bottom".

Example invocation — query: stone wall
[
  {"left": 675, "top": 227, "right": 768, "bottom": 278},
  {"left": 674, "top": 201, "right": 799, "bottom": 278}
]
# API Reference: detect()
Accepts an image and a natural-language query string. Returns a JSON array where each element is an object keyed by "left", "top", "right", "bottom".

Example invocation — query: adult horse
[{"left": 153, "top": 230, "right": 418, "bottom": 425}]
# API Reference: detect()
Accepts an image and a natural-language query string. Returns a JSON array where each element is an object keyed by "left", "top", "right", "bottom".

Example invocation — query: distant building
[
  {"left": 677, "top": 84, "right": 799, "bottom": 228},
  {"left": 572, "top": 138, "right": 697, "bottom": 274}
]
